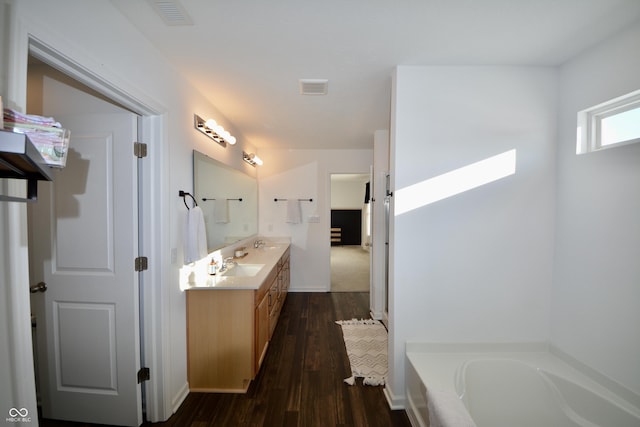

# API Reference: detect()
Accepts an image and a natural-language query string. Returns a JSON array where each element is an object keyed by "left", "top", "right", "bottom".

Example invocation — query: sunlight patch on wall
[{"left": 395, "top": 149, "right": 516, "bottom": 216}]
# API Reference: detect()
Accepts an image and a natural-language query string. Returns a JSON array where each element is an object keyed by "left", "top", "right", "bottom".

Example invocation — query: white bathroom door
[{"left": 30, "top": 111, "right": 142, "bottom": 426}]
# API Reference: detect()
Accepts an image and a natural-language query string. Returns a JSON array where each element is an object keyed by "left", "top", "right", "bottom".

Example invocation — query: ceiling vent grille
[
  {"left": 148, "top": 0, "right": 193, "bottom": 26},
  {"left": 299, "top": 79, "right": 329, "bottom": 95}
]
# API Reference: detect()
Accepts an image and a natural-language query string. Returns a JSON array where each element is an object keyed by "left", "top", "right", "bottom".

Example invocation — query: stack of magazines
[{"left": 3, "top": 108, "right": 70, "bottom": 168}]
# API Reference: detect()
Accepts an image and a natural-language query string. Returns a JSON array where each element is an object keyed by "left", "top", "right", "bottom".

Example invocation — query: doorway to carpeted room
[{"left": 331, "top": 245, "right": 370, "bottom": 292}]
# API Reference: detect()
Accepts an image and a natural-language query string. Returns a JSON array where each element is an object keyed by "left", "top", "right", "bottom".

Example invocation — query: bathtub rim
[
  {"left": 405, "top": 342, "right": 640, "bottom": 421},
  {"left": 549, "top": 343, "right": 640, "bottom": 411},
  {"left": 453, "top": 356, "right": 640, "bottom": 427}
]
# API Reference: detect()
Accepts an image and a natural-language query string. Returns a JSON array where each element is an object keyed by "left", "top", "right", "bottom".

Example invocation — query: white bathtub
[{"left": 405, "top": 344, "right": 640, "bottom": 427}]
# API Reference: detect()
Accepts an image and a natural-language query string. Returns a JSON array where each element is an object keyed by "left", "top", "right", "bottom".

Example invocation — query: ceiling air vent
[
  {"left": 299, "top": 79, "right": 328, "bottom": 95},
  {"left": 148, "top": 0, "right": 193, "bottom": 26}
]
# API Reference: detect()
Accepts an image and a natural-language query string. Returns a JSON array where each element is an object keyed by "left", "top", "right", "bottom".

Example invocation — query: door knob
[{"left": 30, "top": 282, "right": 47, "bottom": 293}]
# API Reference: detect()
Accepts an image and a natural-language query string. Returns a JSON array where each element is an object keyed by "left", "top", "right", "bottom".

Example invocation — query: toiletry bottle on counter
[{"left": 208, "top": 258, "right": 217, "bottom": 276}]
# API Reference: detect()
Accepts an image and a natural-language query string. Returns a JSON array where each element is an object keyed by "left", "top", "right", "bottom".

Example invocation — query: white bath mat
[{"left": 336, "top": 318, "right": 387, "bottom": 386}]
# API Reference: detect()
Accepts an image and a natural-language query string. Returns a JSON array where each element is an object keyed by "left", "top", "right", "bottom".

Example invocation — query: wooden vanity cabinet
[{"left": 186, "top": 247, "right": 290, "bottom": 393}]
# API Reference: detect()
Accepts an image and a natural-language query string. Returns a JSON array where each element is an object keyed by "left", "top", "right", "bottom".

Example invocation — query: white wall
[
  {"left": 2, "top": 0, "right": 258, "bottom": 421},
  {"left": 257, "top": 149, "right": 372, "bottom": 292},
  {"left": 1, "top": 0, "right": 45, "bottom": 420},
  {"left": 552, "top": 22, "right": 640, "bottom": 397},
  {"left": 331, "top": 177, "right": 367, "bottom": 209},
  {"left": 0, "top": 203, "right": 37, "bottom": 424},
  {"left": 389, "top": 65, "right": 558, "bottom": 403}
]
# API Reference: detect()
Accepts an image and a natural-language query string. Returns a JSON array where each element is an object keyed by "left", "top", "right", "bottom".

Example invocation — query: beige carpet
[{"left": 331, "top": 245, "right": 370, "bottom": 292}]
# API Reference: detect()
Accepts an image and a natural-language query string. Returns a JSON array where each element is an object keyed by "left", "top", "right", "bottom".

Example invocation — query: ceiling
[{"left": 110, "top": 0, "right": 640, "bottom": 151}]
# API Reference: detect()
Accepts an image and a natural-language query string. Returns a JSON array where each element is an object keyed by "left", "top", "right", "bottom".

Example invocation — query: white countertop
[{"left": 183, "top": 243, "right": 289, "bottom": 291}]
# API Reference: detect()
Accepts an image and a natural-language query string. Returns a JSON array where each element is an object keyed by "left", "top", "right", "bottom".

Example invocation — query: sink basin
[
  {"left": 221, "top": 264, "right": 264, "bottom": 277},
  {"left": 259, "top": 245, "right": 279, "bottom": 251}
]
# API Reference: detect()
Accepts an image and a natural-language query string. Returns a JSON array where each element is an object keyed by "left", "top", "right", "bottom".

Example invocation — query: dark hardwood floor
[{"left": 40, "top": 292, "right": 411, "bottom": 427}]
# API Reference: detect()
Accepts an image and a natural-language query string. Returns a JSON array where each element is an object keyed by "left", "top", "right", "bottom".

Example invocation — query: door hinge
[
  {"left": 135, "top": 256, "right": 148, "bottom": 272},
  {"left": 134, "top": 142, "right": 148, "bottom": 158},
  {"left": 137, "top": 367, "right": 150, "bottom": 383}
]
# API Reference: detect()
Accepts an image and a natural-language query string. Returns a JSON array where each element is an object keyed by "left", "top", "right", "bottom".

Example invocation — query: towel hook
[{"left": 179, "top": 191, "right": 198, "bottom": 209}]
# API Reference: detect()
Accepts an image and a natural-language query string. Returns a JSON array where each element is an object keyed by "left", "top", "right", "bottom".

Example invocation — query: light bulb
[
  {"left": 250, "top": 154, "right": 263, "bottom": 165},
  {"left": 205, "top": 119, "right": 217, "bottom": 129}
]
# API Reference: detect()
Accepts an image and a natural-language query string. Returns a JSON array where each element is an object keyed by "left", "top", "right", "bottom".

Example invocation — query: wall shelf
[{"left": 0, "top": 129, "right": 54, "bottom": 202}]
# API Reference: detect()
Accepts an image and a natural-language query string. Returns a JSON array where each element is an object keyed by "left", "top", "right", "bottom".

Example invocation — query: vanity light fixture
[
  {"left": 243, "top": 151, "right": 263, "bottom": 166},
  {"left": 194, "top": 114, "right": 237, "bottom": 146}
]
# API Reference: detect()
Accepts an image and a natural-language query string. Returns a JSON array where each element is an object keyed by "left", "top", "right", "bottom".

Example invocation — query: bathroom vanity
[{"left": 185, "top": 243, "right": 290, "bottom": 392}]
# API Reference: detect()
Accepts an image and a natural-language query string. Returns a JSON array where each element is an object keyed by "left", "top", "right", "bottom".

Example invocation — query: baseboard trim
[
  {"left": 383, "top": 385, "right": 406, "bottom": 410},
  {"left": 370, "top": 309, "right": 384, "bottom": 320},
  {"left": 289, "top": 287, "right": 329, "bottom": 293},
  {"left": 171, "top": 382, "right": 189, "bottom": 414}
]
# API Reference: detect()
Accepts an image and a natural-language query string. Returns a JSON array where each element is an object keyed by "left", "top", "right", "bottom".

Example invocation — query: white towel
[
  {"left": 427, "top": 390, "right": 477, "bottom": 427},
  {"left": 214, "top": 199, "right": 229, "bottom": 223},
  {"left": 286, "top": 199, "right": 302, "bottom": 224},
  {"left": 183, "top": 206, "right": 208, "bottom": 264}
]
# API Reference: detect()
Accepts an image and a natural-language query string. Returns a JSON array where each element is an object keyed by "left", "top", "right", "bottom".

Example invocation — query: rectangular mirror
[{"left": 193, "top": 150, "right": 258, "bottom": 251}]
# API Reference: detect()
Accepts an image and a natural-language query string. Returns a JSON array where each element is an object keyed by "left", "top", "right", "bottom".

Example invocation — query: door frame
[
  {"left": 371, "top": 130, "right": 390, "bottom": 322},
  {"left": 328, "top": 172, "right": 372, "bottom": 295},
  {"left": 6, "top": 24, "right": 171, "bottom": 422}
]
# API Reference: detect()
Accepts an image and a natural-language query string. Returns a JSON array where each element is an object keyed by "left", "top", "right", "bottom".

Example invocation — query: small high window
[{"left": 577, "top": 89, "right": 640, "bottom": 154}]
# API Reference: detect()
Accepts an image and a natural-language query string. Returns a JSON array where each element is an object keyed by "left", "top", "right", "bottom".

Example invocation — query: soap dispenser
[{"left": 208, "top": 258, "right": 217, "bottom": 276}]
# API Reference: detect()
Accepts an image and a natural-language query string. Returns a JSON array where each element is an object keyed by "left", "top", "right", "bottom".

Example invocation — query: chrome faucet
[
  {"left": 220, "top": 257, "right": 236, "bottom": 271},
  {"left": 254, "top": 239, "right": 265, "bottom": 248}
]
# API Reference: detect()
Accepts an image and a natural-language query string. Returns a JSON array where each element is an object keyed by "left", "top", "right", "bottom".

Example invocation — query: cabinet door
[
  {"left": 255, "top": 294, "right": 269, "bottom": 373},
  {"left": 187, "top": 290, "right": 254, "bottom": 391},
  {"left": 281, "top": 256, "right": 290, "bottom": 294},
  {"left": 268, "top": 280, "right": 279, "bottom": 338}
]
